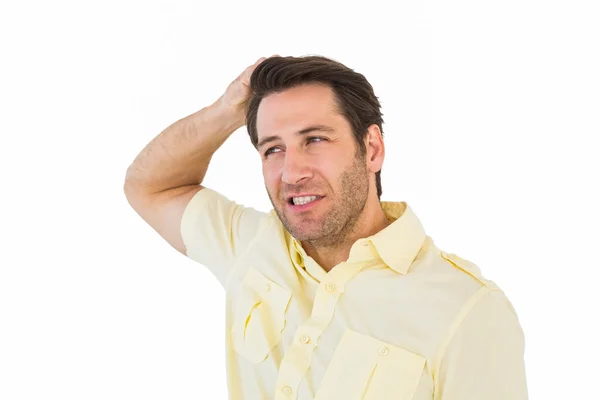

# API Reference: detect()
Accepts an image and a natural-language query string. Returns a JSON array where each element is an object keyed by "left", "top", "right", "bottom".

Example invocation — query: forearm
[{"left": 124, "top": 97, "right": 242, "bottom": 194}]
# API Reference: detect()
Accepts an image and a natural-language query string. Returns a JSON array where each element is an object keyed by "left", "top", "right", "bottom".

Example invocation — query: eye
[
  {"left": 308, "top": 136, "right": 327, "bottom": 144},
  {"left": 264, "top": 137, "right": 327, "bottom": 157},
  {"left": 264, "top": 147, "right": 280, "bottom": 156}
]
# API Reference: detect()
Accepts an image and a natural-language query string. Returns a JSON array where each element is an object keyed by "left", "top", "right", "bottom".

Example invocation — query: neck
[{"left": 301, "top": 200, "right": 391, "bottom": 272}]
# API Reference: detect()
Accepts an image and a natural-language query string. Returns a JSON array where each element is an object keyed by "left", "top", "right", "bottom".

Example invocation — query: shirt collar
[{"left": 285, "top": 201, "right": 427, "bottom": 276}]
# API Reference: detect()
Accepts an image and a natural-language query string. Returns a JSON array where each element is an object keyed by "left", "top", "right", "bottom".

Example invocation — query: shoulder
[
  {"left": 434, "top": 249, "right": 518, "bottom": 318},
  {"left": 415, "top": 239, "right": 500, "bottom": 299},
  {"left": 438, "top": 250, "right": 500, "bottom": 290},
  {"left": 410, "top": 241, "right": 509, "bottom": 334}
]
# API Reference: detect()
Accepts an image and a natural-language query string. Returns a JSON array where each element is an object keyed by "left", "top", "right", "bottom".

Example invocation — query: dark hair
[{"left": 245, "top": 55, "right": 385, "bottom": 199}]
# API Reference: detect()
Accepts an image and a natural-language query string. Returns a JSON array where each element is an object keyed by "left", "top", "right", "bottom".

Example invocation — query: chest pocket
[
  {"left": 231, "top": 267, "right": 292, "bottom": 363},
  {"left": 314, "top": 329, "right": 425, "bottom": 400}
]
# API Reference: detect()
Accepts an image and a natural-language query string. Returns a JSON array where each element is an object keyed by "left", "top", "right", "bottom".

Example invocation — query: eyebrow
[{"left": 256, "top": 124, "right": 335, "bottom": 150}]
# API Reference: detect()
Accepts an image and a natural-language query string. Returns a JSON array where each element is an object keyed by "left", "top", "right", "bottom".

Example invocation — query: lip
[{"left": 286, "top": 195, "right": 325, "bottom": 213}]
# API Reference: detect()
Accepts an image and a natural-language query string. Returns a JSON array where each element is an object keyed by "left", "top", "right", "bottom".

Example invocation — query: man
[{"left": 124, "top": 55, "right": 528, "bottom": 399}]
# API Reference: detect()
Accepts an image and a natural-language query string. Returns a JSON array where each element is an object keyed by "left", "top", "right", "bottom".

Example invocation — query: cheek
[
  {"left": 262, "top": 163, "right": 281, "bottom": 188},
  {"left": 317, "top": 157, "right": 342, "bottom": 181}
]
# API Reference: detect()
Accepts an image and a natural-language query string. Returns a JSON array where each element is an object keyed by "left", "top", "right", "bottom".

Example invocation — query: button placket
[{"left": 274, "top": 267, "right": 364, "bottom": 400}]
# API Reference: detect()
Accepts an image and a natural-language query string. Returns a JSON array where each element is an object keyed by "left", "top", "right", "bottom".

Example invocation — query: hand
[{"left": 217, "top": 55, "right": 279, "bottom": 126}]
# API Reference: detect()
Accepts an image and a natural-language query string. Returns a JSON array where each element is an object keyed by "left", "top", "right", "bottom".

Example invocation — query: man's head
[{"left": 245, "top": 56, "right": 385, "bottom": 245}]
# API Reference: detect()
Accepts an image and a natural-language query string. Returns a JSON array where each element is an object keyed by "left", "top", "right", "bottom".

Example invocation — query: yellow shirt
[{"left": 181, "top": 188, "right": 528, "bottom": 400}]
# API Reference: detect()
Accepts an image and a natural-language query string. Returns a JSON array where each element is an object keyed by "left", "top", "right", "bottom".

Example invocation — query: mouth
[{"left": 286, "top": 195, "right": 325, "bottom": 212}]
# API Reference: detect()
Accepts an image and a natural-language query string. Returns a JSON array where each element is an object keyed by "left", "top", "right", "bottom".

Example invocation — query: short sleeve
[
  {"left": 180, "top": 187, "right": 270, "bottom": 287},
  {"left": 436, "top": 288, "right": 529, "bottom": 400}
]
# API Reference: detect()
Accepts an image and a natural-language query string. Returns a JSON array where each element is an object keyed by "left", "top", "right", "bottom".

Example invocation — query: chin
[{"left": 287, "top": 225, "right": 322, "bottom": 242}]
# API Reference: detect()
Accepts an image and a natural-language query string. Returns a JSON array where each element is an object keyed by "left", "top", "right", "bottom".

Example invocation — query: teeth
[{"left": 292, "top": 195, "right": 318, "bottom": 205}]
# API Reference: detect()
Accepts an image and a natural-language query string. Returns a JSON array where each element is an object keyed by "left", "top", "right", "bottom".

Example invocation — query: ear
[{"left": 365, "top": 124, "right": 384, "bottom": 173}]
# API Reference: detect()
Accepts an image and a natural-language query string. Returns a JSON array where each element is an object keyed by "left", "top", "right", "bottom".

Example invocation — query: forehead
[{"left": 256, "top": 84, "right": 342, "bottom": 137}]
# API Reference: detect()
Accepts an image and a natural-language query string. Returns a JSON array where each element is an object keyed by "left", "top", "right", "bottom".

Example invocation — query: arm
[
  {"left": 123, "top": 101, "right": 241, "bottom": 255},
  {"left": 434, "top": 288, "right": 529, "bottom": 399},
  {"left": 123, "top": 57, "right": 268, "bottom": 256}
]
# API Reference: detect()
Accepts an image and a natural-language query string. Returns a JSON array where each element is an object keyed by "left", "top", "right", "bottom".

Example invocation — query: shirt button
[
  {"left": 379, "top": 346, "right": 389, "bottom": 356},
  {"left": 282, "top": 386, "right": 292, "bottom": 395},
  {"left": 325, "top": 283, "right": 336, "bottom": 292},
  {"left": 363, "top": 242, "right": 369, "bottom": 247},
  {"left": 300, "top": 335, "right": 311, "bottom": 344}
]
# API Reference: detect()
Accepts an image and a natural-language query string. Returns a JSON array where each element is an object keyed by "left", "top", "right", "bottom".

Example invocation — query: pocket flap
[
  {"left": 231, "top": 268, "right": 292, "bottom": 363},
  {"left": 242, "top": 267, "right": 292, "bottom": 303},
  {"left": 315, "top": 329, "right": 425, "bottom": 400}
]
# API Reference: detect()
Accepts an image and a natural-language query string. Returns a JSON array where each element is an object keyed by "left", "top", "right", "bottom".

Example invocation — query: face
[{"left": 256, "top": 84, "right": 371, "bottom": 246}]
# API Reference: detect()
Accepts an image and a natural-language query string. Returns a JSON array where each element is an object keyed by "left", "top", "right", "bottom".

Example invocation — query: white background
[{"left": 1, "top": 0, "right": 598, "bottom": 399}]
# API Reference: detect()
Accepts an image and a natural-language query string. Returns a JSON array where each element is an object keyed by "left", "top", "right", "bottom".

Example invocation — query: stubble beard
[{"left": 268, "top": 152, "right": 370, "bottom": 249}]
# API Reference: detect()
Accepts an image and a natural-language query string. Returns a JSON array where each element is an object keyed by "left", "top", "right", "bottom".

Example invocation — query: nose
[{"left": 281, "top": 149, "right": 312, "bottom": 185}]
